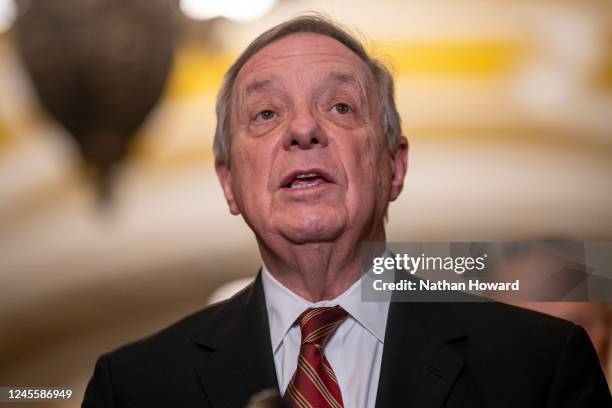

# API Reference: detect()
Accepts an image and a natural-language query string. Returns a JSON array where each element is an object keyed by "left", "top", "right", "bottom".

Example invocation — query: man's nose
[{"left": 283, "top": 109, "right": 328, "bottom": 150}]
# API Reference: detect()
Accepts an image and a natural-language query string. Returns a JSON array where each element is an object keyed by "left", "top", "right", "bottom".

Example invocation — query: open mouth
[{"left": 282, "top": 170, "right": 333, "bottom": 190}]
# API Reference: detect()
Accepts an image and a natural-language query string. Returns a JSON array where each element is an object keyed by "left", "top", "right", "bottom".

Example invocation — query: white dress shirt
[{"left": 261, "top": 265, "right": 390, "bottom": 408}]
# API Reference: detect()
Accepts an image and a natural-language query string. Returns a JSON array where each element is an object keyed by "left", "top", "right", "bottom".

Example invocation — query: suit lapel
[
  {"left": 375, "top": 299, "right": 470, "bottom": 408},
  {"left": 190, "top": 270, "right": 477, "bottom": 407},
  {"left": 193, "top": 272, "right": 279, "bottom": 408}
]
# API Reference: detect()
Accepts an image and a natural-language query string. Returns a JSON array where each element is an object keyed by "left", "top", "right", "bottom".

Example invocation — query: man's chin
[{"left": 275, "top": 214, "right": 346, "bottom": 245}]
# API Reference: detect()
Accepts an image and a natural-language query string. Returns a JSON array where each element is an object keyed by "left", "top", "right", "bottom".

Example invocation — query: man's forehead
[
  {"left": 234, "top": 32, "right": 372, "bottom": 90},
  {"left": 243, "top": 72, "right": 361, "bottom": 97}
]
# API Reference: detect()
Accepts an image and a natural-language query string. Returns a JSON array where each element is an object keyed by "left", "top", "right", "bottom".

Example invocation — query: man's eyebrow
[
  {"left": 322, "top": 72, "right": 369, "bottom": 98},
  {"left": 244, "top": 79, "right": 273, "bottom": 96},
  {"left": 321, "top": 72, "right": 369, "bottom": 107},
  {"left": 325, "top": 72, "right": 359, "bottom": 86}
]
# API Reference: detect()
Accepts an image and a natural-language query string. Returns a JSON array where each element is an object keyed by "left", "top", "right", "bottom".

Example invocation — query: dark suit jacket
[{"left": 82, "top": 271, "right": 611, "bottom": 408}]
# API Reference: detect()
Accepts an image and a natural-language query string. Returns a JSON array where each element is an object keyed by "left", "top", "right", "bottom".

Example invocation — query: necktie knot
[{"left": 296, "top": 306, "right": 348, "bottom": 348}]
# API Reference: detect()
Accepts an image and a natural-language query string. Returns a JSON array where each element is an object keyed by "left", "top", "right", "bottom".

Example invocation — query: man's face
[{"left": 217, "top": 33, "right": 407, "bottom": 245}]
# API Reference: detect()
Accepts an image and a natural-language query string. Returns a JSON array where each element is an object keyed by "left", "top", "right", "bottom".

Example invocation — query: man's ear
[
  {"left": 215, "top": 160, "right": 241, "bottom": 215},
  {"left": 389, "top": 135, "right": 409, "bottom": 201}
]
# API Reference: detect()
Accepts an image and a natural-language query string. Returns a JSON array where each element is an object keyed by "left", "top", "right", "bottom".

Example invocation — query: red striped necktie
[{"left": 284, "top": 306, "right": 349, "bottom": 408}]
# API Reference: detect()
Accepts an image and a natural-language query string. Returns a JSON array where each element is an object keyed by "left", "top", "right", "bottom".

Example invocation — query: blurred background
[{"left": 0, "top": 0, "right": 610, "bottom": 406}]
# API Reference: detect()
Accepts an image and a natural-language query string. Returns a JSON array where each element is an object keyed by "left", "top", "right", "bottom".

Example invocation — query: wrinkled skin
[{"left": 216, "top": 33, "right": 408, "bottom": 301}]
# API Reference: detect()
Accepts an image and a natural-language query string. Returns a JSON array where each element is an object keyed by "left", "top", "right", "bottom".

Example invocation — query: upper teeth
[{"left": 296, "top": 173, "right": 318, "bottom": 179}]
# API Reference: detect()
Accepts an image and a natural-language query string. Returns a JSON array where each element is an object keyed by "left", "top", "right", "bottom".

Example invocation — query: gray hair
[{"left": 213, "top": 14, "right": 402, "bottom": 165}]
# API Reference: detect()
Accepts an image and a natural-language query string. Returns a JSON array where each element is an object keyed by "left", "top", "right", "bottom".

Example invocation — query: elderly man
[{"left": 83, "top": 16, "right": 611, "bottom": 408}]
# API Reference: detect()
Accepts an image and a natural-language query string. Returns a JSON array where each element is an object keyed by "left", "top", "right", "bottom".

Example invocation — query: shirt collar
[{"left": 261, "top": 264, "right": 389, "bottom": 354}]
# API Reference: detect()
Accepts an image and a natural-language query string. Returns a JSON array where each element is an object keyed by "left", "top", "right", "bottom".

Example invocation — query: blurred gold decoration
[{"left": 13, "top": 0, "right": 179, "bottom": 203}]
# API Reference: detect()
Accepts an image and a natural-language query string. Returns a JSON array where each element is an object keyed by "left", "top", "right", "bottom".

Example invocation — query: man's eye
[
  {"left": 255, "top": 110, "right": 276, "bottom": 121},
  {"left": 332, "top": 103, "right": 352, "bottom": 114}
]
